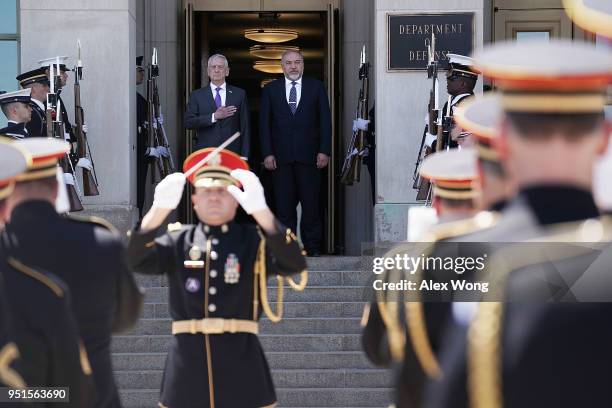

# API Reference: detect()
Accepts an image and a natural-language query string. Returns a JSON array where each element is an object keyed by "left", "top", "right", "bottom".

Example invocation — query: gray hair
[
  {"left": 281, "top": 49, "right": 303, "bottom": 63},
  {"left": 208, "top": 54, "right": 229, "bottom": 68}
]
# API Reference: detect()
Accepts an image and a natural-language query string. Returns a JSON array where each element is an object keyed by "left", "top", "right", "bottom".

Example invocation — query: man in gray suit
[{"left": 184, "top": 54, "right": 250, "bottom": 158}]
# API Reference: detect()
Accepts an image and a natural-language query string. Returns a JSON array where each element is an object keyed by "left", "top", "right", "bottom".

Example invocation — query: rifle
[
  {"left": 341, "top": 45, "right": 369, "bottom": 186},
  {"left": 414, "top": 34, "right": 441, "bottom": 202},
  {"left": 74, "top": 40, "right": 100, "bottom": 196},
  {"left": 46, "top": 59, "right": 83, "bottom": 212},
  {"left": 146, "top": 48, "right": 174, "bottom": 183}
]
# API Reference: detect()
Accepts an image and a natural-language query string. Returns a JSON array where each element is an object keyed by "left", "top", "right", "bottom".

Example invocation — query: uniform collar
[
  {"left": 9, "top": 200, "right": 58, "bottom": 226},
  {"left": 201, "top": 221, "right": 234, "bottom": 235},
  {"left": 211, "top": 82, "right": 226, "bottom": 92},
  {"left": 520, "top": 185, "right": 600, "bottom": 225},
  {"left": 30, "top": 98, "right": 45, "bottom": 111}
]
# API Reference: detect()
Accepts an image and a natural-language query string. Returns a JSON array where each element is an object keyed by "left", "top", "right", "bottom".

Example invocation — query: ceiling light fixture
[
  {"left": 244, "top": 28, "right": 298, "bottom": 44},
  {"left": 250, "top": 45, "right": 300, "bottom": 60},
  {"left": 253, "top": 60, "right": 283, "bottom": 74}
]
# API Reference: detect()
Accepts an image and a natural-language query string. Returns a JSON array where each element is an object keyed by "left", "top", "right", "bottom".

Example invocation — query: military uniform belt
[{"left": 171, "top": 318, "right": 259, "bottom": 335}]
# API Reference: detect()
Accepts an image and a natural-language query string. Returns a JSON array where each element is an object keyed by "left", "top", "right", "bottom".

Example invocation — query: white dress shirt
[
  {"left": 210, "top": 82, "right": 226, "bottom": 123},
  {"left": 285, "top": 77, "right": 302, "bottom": 108}
]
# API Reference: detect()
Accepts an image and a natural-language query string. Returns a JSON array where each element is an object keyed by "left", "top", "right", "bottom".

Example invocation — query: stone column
[
  {"left": 373, "top": 0, "right": 484, "bottom": 242},
  {"left": 20, "top": 0, "right": 138, "bottom": 232}
]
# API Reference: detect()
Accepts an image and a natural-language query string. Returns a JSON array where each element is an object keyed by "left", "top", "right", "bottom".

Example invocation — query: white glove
[
  {"left": 76, "top": 157, "right": 93, "bottom": 172},
  {"left": 152, "top": 120, "right": 158, "bottom": 130},
  {"left": 227, "top": 169, "right": 268, "bottom": 215},
  {"left": 146, "top": 147, "right": 161, "bottom": 158},
  {"left": 156, "top": 114, "right": 164, "bottom": 125},
  {"left": 157, "top": 146, "right": 170, "bottom": 158},
  {"left": 64, "top": 132, "right": 71, "bottom": 142},
  {"left": 352, "top": 118, "right": 370, "bottom": 132},
  {"left": 82, "top": 123, "right": 89, "bottom": 133},
  {"left": 152, "top": 172, "right": 186, "bottom": 210},
  {"left": 63, "top": 172, "right": 76, "bottom": 186},
  {"left": 55, "top": 168, "right": 70, "bottom": 214}
]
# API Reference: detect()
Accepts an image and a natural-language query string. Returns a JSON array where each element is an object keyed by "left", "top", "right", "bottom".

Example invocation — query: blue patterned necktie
[
  {"left": 215, "top": 87, "right": 222, "bottom": 108},
  {"left": 289, "top": 81, "right": 297, "bottom": 115}
]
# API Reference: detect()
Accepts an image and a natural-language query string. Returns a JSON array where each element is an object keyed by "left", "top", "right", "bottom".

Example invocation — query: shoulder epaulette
[
  {"left": 422, "top": 211, "right": 499, "bottom": 242},
  {"left": 66, "top": 214, "right": 119, "bottom": 235},
  {"left": 167, "top": 222, "right": 183, "bottom": 232},
  {"left": 7, "top": 257, "right": 64, "bottom": 298}
]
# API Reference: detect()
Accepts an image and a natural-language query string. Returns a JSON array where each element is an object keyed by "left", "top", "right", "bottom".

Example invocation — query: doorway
[
  {"left": 493, "top": 0, "right": 590, "bottom": 42},
  {"left": 182, "top": 1, "right": 341, "bottom": 254}
]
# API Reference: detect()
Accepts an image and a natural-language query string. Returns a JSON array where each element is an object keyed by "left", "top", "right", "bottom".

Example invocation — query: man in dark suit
[
  {"left": 260, "top": 50, "right": 331, "bottom": 256},
  {"left": 184, "top": 54, "right": 250, "bottom": 158}
]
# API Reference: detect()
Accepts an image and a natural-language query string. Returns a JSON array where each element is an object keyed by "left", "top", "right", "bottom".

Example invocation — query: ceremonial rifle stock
[
  {"left": 46, "top": 60, "right": 83, "bottom": 211},
  {"left": 341, "top": 45, "right": 369, "bottom": 186},
  {"left": 147, "top": 48, "right": 173, "bottom": 183},
  {"left": 74, "top": 40, "right": 100, "bottom": 196}
]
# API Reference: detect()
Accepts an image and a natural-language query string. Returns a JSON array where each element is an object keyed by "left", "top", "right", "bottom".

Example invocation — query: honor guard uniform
[
  {"left": 0, "top": 142, "right": 28, "bottom": 390},
  {"left": 127, "top": 148, "right": 308, "bottom": 408},
  {"left": 39, "top": 57, "right": 79, "bottom": 163},
  {"left": 362, "top": 148, "right": 498, "bottom": 408},
  {"left": 0, "top": 139, "right": 93, "bottom": 406},
  {"left": 136, "top": 56, "right": 149, "bottom": 216},
  {"left": 426, "top": 54, "right": 481, "bottom": 151},
  {"left": 16, "top": 68, "right": 49, "bottom": 137},
  {"left": 0, "top": 89, "right": 32, "bottom": 139},
  {"left": 3, "top": 138, "right": 142, "bottom": 408},
  {"left": 423, "top": 40, "right": 612, "bottom": 408}
]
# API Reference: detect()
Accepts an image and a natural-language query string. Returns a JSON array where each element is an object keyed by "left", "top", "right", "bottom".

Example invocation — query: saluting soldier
[
  {"left": 0, "top": 142, "right": 28, "bottom": 390},
  {"left": 127, "top": 147, "right": 307, "bottom": 408},
  {"left": 362, "top": 148, "right": 500, "bottom": 408},
  {"left": 0, "top": 138, "right": 93, "bottom": 406},
  {"left": 0, "top": 89, "right": 33, "bottom": 139},
  {"left": 16, "top": 68, "right": 49, "bottom": 137},
  {"left": 2, "top": 137, "right": 143, "bottom": 408},
  {"left": 423, "top": 39, "right": 612, "bottom": 408}
]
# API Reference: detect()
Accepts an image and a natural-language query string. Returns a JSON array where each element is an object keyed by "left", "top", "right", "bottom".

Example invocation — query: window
[
  {"left": 516, "top": 31, "right": 551, "bottom": 42},
  {"left": 0, "top": 0, "right": 19, "bottom": 129}
]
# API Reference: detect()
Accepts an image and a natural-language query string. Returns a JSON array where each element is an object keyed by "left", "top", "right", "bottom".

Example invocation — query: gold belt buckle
[
  {"left": 189, "top": 319, "right": 199, "bottom": 334},
  {"left": 204, "top": 318, "right": 225, "bottom": 334}
]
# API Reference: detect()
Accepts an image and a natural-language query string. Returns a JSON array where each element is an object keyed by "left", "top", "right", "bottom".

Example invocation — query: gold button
[
  {"left": 210, "top": 269, "right": 218, "bottom": 278},
  {"left": 209, "top": 287, "right": 217, "bottom": 295},
  {"left": 208, "top": 304, "right": 217, "bottom": 312}
]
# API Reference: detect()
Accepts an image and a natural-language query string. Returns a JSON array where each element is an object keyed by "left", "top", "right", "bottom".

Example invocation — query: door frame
[{"left": 182, "top": 0, "right": 341, "bottom": 253}]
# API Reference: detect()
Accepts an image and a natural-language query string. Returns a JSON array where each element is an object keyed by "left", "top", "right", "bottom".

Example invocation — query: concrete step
[
  {"left": 112, "top": 351, "right": 374, "bottom": 371},
  {"left": 125, "top": 318, "right": 362, "bottom": 336},
  {"left": 112, "top": 333, "right": 364, "bottom": 353},
  {"left": 114, "top": 368, "right": 393, "bottom": 389},
  {"left": 135, "top": 270, "right": 371, "bottom": 288},
  {"left": 142, "top": 286, "right": 368, "bottom": 303},
  {"left": 136, "top": 301, "right": 366, "bottom": 319},
  {"left": 119, "top": 387, "right": 392, "bottom": 408}
]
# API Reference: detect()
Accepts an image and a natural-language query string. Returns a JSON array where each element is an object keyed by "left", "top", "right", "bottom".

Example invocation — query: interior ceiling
[{"left": 204, "top": 11, "right": 325, "bottom": 81}]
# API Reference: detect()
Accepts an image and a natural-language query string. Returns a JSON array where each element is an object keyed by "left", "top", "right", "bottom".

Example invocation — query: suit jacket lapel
[
  {"left": 294, "top": 78, "right": 308, "bottom": 115},
  {"left": 204, "top": 84, "right": 216, "bottom": 113},
  {"left": 225, "top": 85, "right": 235, "bottom": 109}
]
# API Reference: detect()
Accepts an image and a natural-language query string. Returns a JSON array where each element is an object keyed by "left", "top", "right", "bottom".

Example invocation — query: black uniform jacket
[
  {"left": 0, "top": 121, "right": 28, "bottom": 139},
  {"left": 362, "top": 214, "right": 497, "bottom": 408},
  {"left": 26, "top": 99, "right": 47, "bottom": 137},
  {"left": 0, "top": 254, "right": 92, "bottom": 407},
  {"left": 3, "top": 200, "right": 142, "bottom": 408},
  {"left": 425, "top": 187, "right": 612, "bottom": 408},
  {"left": 127, "top": 220, "right": 307, "bottom": 408},
  {"left": 0, "top": 266, "right": 25, "bottom": 389}
]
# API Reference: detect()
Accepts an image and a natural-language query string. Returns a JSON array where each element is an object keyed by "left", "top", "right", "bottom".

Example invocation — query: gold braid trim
[
  {"left": 405, "top": 301, "right": 442, "bottom": 379},
  {"left": 255, "top": 235, "right": 284, "bottom": 322},
  {"left": 286, "top": 270, "right": 308, "bottom": 291},
  {"left": 0, "top": 342, "right": 26, "bottom": 389},
  {"left": 468, "top": 302, "right": 503, "bottom": 408},
  {"left": 78, "top": 341, "right": 93, "bottom": 375}
]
